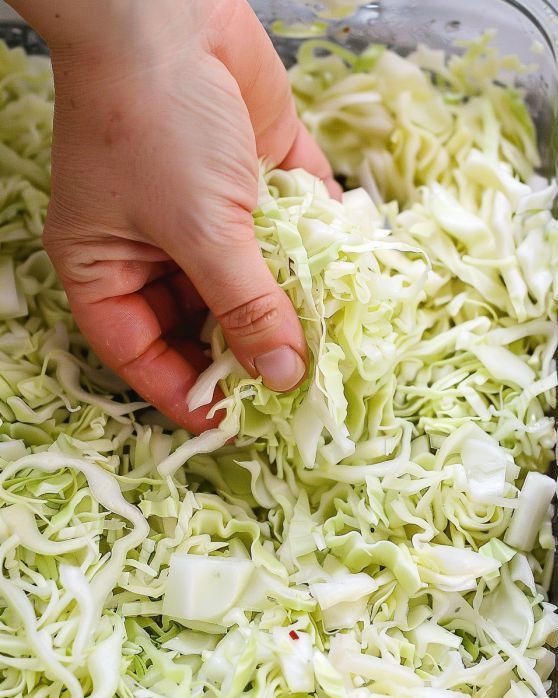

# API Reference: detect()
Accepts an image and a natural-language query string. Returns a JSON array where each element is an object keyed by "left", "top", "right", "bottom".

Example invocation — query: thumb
[{"left": 184, "top": 213, "right": 308, "bottom": 393}]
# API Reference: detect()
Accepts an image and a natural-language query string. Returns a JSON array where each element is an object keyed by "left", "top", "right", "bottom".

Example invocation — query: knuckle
[
  {"left": 42, "top": 232, "right": 75, "bottom": 280},
  {"left": 42, "top": 230, "right": 82, "bottom": 280},
  {"left": 43, "top": 206, "right": 83, "bottom": 261},
  {"left": 201, "top": 205, "right": 255, "bottom": 247},
  {"left": 219, "top": 293, "right": 281, "bottom": 338},
  {"left": 42, "top": 214, "right": 63, "bottom": 255}
]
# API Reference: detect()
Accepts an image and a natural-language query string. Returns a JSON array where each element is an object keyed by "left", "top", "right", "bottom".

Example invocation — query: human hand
[{"left": 10, "top": 0, "right": 340, "bottom": 432}]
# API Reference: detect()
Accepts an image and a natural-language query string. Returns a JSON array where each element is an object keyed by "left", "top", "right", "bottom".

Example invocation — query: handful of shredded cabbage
[{"left": 0, "top": 32, "right": 557, "bottom": 698}]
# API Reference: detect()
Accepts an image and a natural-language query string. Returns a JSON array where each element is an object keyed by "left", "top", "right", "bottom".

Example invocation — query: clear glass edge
[{"left": 0, "top": 1, "right": 557, "bottom": 691}]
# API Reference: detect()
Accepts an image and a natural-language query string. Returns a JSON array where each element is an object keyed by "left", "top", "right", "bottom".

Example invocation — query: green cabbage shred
[{"left": 0, "top": 34, "right": 556, "bottom": 698}]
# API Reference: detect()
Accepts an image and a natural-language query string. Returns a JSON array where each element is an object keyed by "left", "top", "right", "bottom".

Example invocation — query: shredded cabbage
[
  {"left": 290, "top": 33, "right": 539, "bottom": 204},
  {"left": 0, "top": 33, "right": 555, "bottom": 698}
]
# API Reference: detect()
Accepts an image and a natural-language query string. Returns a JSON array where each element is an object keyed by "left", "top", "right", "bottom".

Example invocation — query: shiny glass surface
[
  {"left": 252, "top": 0, "right": 558, "bottom": 176},
  {"left": 1, "top": 0, "right": 557, "bottom": 690}
]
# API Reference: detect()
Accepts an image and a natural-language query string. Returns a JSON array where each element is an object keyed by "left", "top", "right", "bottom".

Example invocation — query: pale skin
[{"left": 8, "top": 0, "right": 341, "bottom": 432}]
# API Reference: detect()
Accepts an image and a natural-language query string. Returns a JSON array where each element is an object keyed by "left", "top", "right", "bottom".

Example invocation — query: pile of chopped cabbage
[{"left": 0, "top": 33, "right": 556, "bottom": 698}]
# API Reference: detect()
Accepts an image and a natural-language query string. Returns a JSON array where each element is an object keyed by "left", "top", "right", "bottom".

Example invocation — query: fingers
[
  {"left": 46, "top": 233, "right": 222, "bottom": 434},
  {"left": 72, "top": 289, "right": 222, "bottom": 433},
  {"left": 140, "top": 270, "right": 207, "bottom": 337},
  {"left": 211, "top": 0, "right": 338, "bottom": 191},
  {"left": 177, "top": 219, "right": 308, "bottom": 393}
]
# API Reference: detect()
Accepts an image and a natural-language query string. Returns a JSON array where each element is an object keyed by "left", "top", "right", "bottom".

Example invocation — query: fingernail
[{"left": 254, "top": 346, "right": 306, "bottom": 392}]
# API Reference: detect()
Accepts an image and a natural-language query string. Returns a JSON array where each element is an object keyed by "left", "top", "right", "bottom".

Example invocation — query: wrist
[{"left": 8, "top": 1, "right": 215, "bottom": 88}]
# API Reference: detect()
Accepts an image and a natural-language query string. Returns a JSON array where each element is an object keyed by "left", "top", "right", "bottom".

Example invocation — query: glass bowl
[
  {"left": 252, "top": 0, "right": 558, "bottom": 179},
  {"left": 0, "top": 0, "right": 557, "bottom": 692}
]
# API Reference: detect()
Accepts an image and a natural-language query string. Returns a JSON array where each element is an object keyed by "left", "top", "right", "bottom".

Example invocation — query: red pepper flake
[{"left": 289, "top": 630, "right": 300, "bottom": 640}]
